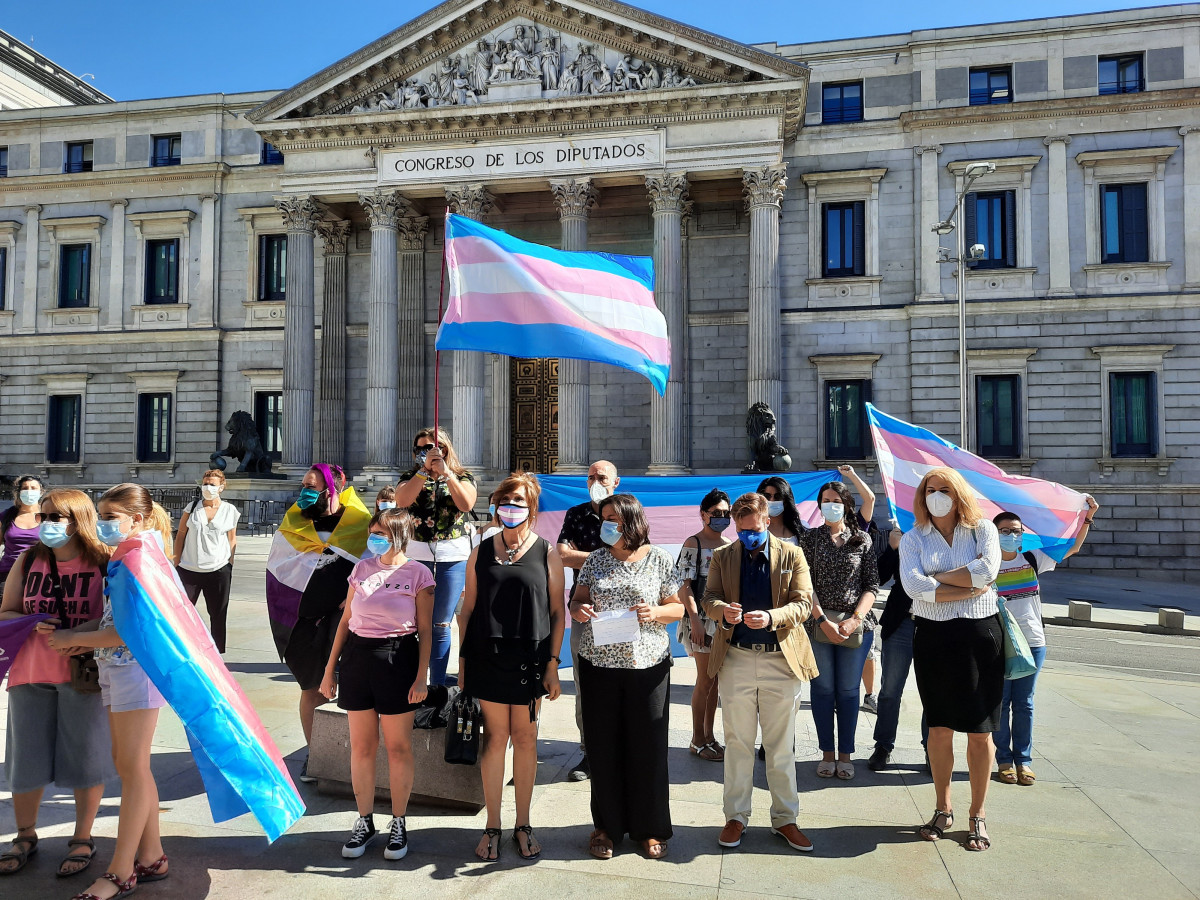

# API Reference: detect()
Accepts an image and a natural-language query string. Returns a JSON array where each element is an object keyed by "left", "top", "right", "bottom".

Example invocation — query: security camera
[
  {"left": 965, "top": 161, "right": 996, "bottom": 178},
  {"left": 968, "top": 243, "right": 987, "bottom": 260},
  {"left": 932, "top": 221, "right": 955, "bottom": 235},
  {"left": 936, "top": 247, "right": 953, "bottom": 263}
]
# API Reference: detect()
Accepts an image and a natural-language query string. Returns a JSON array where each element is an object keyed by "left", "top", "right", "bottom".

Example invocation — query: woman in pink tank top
[{"left": 0, "top": 490, "right": 112, "bottom": 881}]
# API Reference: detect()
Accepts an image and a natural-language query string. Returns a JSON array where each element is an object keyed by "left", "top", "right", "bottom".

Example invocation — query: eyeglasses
[
  {"left": 34, "top": 512, "right": 73, "bottom": 523},
  {"left": 998, "top": 527, "right": 1025, "bottom": 536}
]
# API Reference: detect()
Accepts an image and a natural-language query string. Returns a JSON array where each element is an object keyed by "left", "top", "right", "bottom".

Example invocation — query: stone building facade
[{"left": 0, "top": 2, "right": 1197, "bottom": 578}]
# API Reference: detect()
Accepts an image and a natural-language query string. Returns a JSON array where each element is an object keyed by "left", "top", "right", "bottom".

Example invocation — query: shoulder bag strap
[{"left": 44, "top": 552, "right": 70, "bottom": 625}]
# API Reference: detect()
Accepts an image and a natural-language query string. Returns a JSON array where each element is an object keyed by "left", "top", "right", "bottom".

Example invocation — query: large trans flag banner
[
  {"left": 108, "top": 533, "right": 304, "bottom": 842},
  {"left": 866, "top": 403, "right": 1089, "bottom": 562},
  {"left": 535, "top": 472, "right": 839, "bottom": 664}
]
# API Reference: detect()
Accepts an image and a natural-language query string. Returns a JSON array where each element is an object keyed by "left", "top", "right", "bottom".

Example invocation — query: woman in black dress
[{"left": 458, "top": 472, "right": 565, "bottom": 863}]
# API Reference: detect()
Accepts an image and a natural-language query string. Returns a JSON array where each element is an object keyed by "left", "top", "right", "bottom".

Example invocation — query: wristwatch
[{"left": 815, "top": 613, "right": 829, "bottom": 626}]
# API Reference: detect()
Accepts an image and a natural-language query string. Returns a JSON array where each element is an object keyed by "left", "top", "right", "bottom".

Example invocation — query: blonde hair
[
  {"left": 201, "top": 469, "right": 226, "bottom": 485},
  {"left": 99, "top": 483, "right": 174, "bottom": 555},
  {"left": 731, "top": 492, "right": 768, "bottom": 522},
  {"left": 912, "top": 467, "right": 984, "bottom": 528},
  {"left": 413, "top": 427, "right": 468, "bottom": 477},
  {"left": 29, "top": 489, "right": 111, "bottom": 570},
  {"left": 370, "top": 508, "right": 414, "bottom": 551},
  {"left": 494, "top": 471, "right": 541, "bottom": 515}
]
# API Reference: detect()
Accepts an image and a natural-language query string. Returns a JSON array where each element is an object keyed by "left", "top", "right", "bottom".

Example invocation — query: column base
[
  {"left": 277, "top": 464, "right": 311, "bottom": 479},
  {"left": 645, "top": 464, "right": 691, "bottom": 477},
  {"left": 554, "top": 464, "right": 589, "bottom": 476}
]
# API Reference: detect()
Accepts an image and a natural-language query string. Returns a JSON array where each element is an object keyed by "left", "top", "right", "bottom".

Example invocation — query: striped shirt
[{"left": 900, "top": 520, "right": 1001, "bottom": 621}]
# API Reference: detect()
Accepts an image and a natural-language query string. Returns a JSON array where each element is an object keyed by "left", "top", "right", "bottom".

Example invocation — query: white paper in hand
[{"left": 590, "top": 608, "right": 640, "bottom": 646}]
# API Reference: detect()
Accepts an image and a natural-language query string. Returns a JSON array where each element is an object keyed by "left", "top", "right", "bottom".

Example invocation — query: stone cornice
[
  {"left": 0, "top": 162, "right": 231, "bottom": 195},
  {"left": 901, "top": 87, "right": 1200, "bottom": 131}
]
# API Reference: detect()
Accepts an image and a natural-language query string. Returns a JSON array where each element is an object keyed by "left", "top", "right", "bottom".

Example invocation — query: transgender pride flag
[
  {"left": 866, "top": 403, "right": 1089, "bottom": 561},
  {"left": 435, "top": 214, "right": 668, "bottom": 394}
]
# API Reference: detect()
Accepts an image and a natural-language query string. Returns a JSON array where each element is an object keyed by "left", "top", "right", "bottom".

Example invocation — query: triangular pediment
[{"left": 248, "top": 0, "right": 807, "bottom": 125}]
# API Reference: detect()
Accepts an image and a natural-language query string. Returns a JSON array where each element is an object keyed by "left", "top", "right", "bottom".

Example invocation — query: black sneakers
[
  {"left": 384, "top": 817, "right": 409, "bottom": 860},
  {"left": 867, "top": 747, "right": 891, "bottom": 771},
  {"left": 568, "top": 755, "right": 590, "bottom": 782},
  {"left": 298, "top": 753, "right": 317, "bottom": 784},
  {"left": 342, "top": 815, "right": 377, "bottom": 858}
]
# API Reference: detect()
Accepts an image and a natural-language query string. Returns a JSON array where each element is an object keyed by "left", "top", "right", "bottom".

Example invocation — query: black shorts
[{"left": 337, "top": 633, "right": 422, "bottom": 716}]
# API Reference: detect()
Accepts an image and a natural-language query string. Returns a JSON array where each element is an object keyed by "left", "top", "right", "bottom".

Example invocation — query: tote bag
[{"left": 997, "top": 597, "right": 1038, "bottom": 680}]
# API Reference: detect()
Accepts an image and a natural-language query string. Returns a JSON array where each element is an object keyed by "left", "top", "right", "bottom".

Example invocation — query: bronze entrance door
[{"left": 510, "top": 358, "right": 559, "bottom": 473}]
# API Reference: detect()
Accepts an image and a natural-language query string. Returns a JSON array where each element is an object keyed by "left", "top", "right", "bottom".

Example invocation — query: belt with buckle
[{"left": 730, "top": 641, "right": 781, "bottom": 653}]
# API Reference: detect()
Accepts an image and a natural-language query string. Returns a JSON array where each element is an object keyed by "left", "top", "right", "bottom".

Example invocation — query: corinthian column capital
[
  {"left": 742, "top": 164, "right": 788, "bottom": 211},
  {"left": 358, "top": 189, "right": 413, "bottom": 229},
  {"left": 646, "top": 172, "right": 690, "bottom": 215},
  {"left": 445, "top": 184, "right": 496, "bottom": 220},
  {"left": 315, "top": 219, "right": 351, "bottom": 255},
  {"left": 275, "top": 196, "right": 323, "bottom": 233},
  {"left": 397, "top": 216, "right": 430, "bottom": 252},
  {"left": 550, "top": 178, "right": 601, "bottom": 219}
]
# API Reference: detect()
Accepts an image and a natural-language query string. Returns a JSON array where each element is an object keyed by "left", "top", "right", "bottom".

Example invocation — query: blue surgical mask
[
  {"left": 708, "top": 515, "right": 730, "bottom": 533},
  {"left": 38, "top": 521, "right": 71, "bottom": 548},
  {"left": 488, "top": 503, "right": 496, "bottom": 518},
  {"left": 297, "top": 487, "right": 321, "bottom": 509},
  {"left": 600, "top": 521, "right": 621, "bottom": 546},
  {"left": 96, "top": 519, "right": 126, "bottom": 547},
  {"left": 366, "top": 534, "right": 393, "bottom": 557},
  {"left": 821, "top": 502, "right": 845, "bottom": 524},
  {"left": 19, "top": 489, "right": 41, "bottom": 507},
  {"left": 738, "top": 529, "right": 767, "bottom": 551},
  {"left": 999, "top": 533, "right": 1023, "bottom": 553},
  {"left": 766, "top": 500, "right": 784, "bottom": 517},
  {"left": 377, "top": 501, "right": 396, "bottom": 510}
]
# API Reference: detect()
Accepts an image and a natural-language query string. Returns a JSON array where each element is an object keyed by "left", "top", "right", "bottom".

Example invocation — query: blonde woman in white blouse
[{"left": 899, "top": 467, "right": 1001, "bottom": 853}]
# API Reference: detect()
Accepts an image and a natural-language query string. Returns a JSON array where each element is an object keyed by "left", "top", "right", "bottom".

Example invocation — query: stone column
[
  {"left": 744, "top": 165, "right": 788, "bottom": 432},
  {"left": 1044, "top": 136, "right": 1075, "bottom": 297},
  {"left": 445, "top": 184, "right": 495, "bottom": 470},
  {"left": 275, "top": 196, "right": 322, "bottom": 475},
  {"left": 20, "top": 205, "right": 40, "bottom": 333},
  {"left": 196, "top": 193, "right": 218, "bottom": 327},
  {"left": 103, "top": 200, "right": 127, "bottom": 331},
  {"left": 915, "top": 144, "right": 944, "bottom": 301},
  {"left": 646, "top": 173, "right": 691, "bottom": 475},
  {"left": 1181, "top": 127, "right": 1200, "bottom": 288},
  {"left": 359, "top": 189, "right": 412, "bottom": 478},
  {"left": 550, "top": 178, "right": 600, "bottom": 474},
  {"left": 397, "top": 215, "right": 429, "bottom": 447},
  {"left": 314, "top": 219, "right": 350, "bottom": 465}
]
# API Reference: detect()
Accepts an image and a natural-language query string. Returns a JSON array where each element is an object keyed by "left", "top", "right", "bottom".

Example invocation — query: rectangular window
[
  {"left": 47, "top": 395, "right": 82, "bottom": 464},
  {"left": 822, "top": 201, "right": 865, "bottom": 277},
  {"left": 151, "top": 134, "right": 181, "bottom": 167},
  {"left": 964, "top": 190, "right": 1017, "bottom": 269},
  {"left": 58, "top": 244, "right": 91, "bottom": 308},
  {"left": 145, "top": 239, "right": 179, "bottom": 304},
  {"left": 976, "top": 375, "right": 1021, "bottom": 457},
  {"left": 821, "top": 81, "right": 863, "bottom": 123},
  {"left": 254, "top": 391, "right": 283, "bottom": 462},
  {"left": 0, "top": 246, "right": 6, "bottom": 311},
  {"left": 136, "top": 393, "right": 173, "bottom": 462},
  {"left": 826, "top": 379, "right": 871, "bottom": 459},
  {"left": 1100, "top": 183, "right": 1149, "bottom": 264},
  {"left": 1099, "top": 54, "right": 1144, "bottom": 95},
  {"left": 0, "top": 146, "right": 8, "bottom": 178},
  {"left": 969, "top": 67, "right": 1012, "bottom": 105},
  {"left": 258, "top": 234, "right": 287, "bottom": 300},
  {"left": 64, "top": 141, "right": 93, "bottom": 174},
  {"left": 1110, "top": 372, "right": 1156, "bottom": 457},
  {"left": 261, "top": 141, "right": 284, "bottom": 165}
]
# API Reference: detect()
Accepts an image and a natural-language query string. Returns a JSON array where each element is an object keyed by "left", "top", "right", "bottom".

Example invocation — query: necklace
[{"left": 498, "top": 530, "right": 530, "bottom": 565}]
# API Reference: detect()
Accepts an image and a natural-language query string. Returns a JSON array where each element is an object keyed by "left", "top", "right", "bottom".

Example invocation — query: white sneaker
[
  {"left": 341, "top": 815, "right": 376, "bottom": 859},
  {"left": 384, "top": 816, "right": 409, "bottom": 860}
]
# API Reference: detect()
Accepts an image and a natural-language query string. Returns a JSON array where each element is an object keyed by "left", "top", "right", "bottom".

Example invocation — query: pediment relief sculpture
[{"left": 348, "top": 20, "right": 707, "bottom": 114}]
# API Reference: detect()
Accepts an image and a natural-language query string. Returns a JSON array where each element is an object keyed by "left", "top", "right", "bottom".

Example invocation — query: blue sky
[{"left": 4, "top": 1, "right": 1165, "bottom": 101}]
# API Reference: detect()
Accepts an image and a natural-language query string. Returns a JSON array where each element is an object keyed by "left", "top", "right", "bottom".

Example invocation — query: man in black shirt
[{"left": 555, "top": 459, "right": 619, "bottom": 781}]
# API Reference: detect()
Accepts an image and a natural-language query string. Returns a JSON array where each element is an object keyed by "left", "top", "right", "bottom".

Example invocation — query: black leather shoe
[
  {"left": 568, "top": 755, "right": 590, "bottom": 782},
  {"left": 867, "top": 747, "right": 891, "bottom": 772}
]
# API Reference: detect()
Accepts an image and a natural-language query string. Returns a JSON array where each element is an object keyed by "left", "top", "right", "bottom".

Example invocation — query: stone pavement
[{"left": 2, "top": 536, "right": 1198, "bottom": 900}]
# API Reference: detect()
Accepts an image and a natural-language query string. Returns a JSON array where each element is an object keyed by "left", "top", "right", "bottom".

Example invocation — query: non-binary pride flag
[
  {"left": 866, "top": 403, "right": 1089, "bottom": 561},
  {"left": 435, "top": 214, "right": 668, "bottom": 394},
  {"left": 107, "top": 533, "right": 304, "bottom": 842}
]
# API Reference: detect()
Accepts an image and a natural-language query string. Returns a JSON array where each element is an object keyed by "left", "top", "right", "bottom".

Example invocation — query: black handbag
[
  {"left": 444, "top": 690, "right": 483, "bottom": 766},
  {"left": 47, "top": 554, "right": 101, "bottom": 695},
  {"left": 413, "top": 684, "right": 452, "bottom": 730}
]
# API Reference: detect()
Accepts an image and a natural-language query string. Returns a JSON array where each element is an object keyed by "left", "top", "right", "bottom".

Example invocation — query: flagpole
[{"left": 433, "top": 208, "right": 450, "bottom": 445}]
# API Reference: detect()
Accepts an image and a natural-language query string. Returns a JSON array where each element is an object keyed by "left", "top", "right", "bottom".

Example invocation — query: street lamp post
[{"left": 934, "top": 161, "right": 995, "bottom": 448}]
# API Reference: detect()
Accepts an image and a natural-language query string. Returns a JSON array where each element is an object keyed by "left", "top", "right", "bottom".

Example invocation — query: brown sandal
[
  {"left": 1017, "top": 766, "right": 1036, "bottom": 786},
  {"left": 997, "top": 765, "right": 1017, "bottom": 785},
  {"left": 0, "top": 832, "right": 37, "bottom": 875},
  {"left": 641, "top": 839, "right": 668, "bottom": 859},
  {"left": 57, "top": 839, "right": 96, "bottom": 878},
  {"left": 588, "top": 830, "right": 613, "bottom": 860}
]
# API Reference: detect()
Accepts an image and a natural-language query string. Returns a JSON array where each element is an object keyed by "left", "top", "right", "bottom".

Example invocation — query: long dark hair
[
  {"left": 817, "top": 480, "right": 867, "bottom": 549},
  {"left": 757, "top": 476, "right": 804, "bottom": 537}
]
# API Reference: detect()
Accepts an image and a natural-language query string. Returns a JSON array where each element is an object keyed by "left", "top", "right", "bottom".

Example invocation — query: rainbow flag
[
  {"left": 265, "top": 486, "right": 371, "bottom": 660},
  {"left": 0, "top": 615, "right": 54, "bottom": 684},
  {"left": 435, "top": 214, "right": 668, "bottom": 395},
  {"left": 107, "top": 533, "right": 303, "bottom": 842},
  {"left": 866, "top": 403, "right": 1089, "bottom": 561}
]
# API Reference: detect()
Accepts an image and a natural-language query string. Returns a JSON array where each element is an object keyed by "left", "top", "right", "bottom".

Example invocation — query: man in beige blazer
[{"left": 702, "top": 492, "right": 817, "bottom": 852}]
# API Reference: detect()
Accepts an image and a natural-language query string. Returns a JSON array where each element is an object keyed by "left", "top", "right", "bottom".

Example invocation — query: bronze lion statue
[
  {"left": 742, "top": 402, "right": 792, "bottom": 473},
  {"left": 211, "top": 410, "right": 273, "bottom": 475}
]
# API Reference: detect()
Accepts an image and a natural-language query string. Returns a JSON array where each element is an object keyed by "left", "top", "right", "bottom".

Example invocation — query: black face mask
[{"left": 300, "top": 494, "right": 331, "bottom": 521}]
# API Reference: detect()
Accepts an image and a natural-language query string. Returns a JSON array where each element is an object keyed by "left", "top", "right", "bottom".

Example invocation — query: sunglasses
[
  {"left": 415, "top": 443, "right": 447, "bottom": 453},
  {"left": 35, "top": 512, "right": 73, "bottom": 523}
]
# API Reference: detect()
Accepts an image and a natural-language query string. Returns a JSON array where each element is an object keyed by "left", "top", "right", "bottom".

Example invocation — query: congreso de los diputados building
[{"left": 0, "top": 1, "right": 1197, "bottom": 578}]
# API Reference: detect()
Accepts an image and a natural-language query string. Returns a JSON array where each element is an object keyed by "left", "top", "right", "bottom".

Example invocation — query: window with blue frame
[
  {"left": 0, "top": 247, "right": 6, "bottom": 310},
  {"left": 969, "top": 67, "right": 1012, "bottom": 105},
  {"left": 964, "top": 190, "right": 1016, "bottom": 269},
  {"left": 255, "top": 391, "right": 283, "bottom": 462},
  {"left": 826, "top": 379, "right": 871, "bottom": 459},
  {"left": 1110, "top": 372, "right": 1156, "bottom": 457},
  {"left": 261, "top": 141, "right": 284, "bottom": 165},
  {"left": 47, "top": 395, "right": 82, "bottom": 464},
  {"left": 258, "top": 234, "right": 287, "bottom": 300},
  {"left": 0, "top": 146, "right": 8, "bottom": 177},
  {"left": 64, "top": 141, "right": 93, "bottom": 173},
  {"left": 137, "top": 393, "right": 173, "bottom": 463},
  {"left": 976, "top": 374, "right": 1020, "bottom": 457},
  {"left": 145, "top": 239, "right": 179, "bottom": 304},
  {"left": 822, "top": 82, "right": 863, "bottom": 123},
  {"left": 151, "top": 134, "right": 181, "bottom": 167},
  {"left": 1099, "top": 54, "right": 1143, "bottom": 95},
  {"left": 822, "top": 201, "right": 865, "bottom": 277},
  {"left": 1100, "top": 183, "right": 1148, "bottom": 263},
  {"left": 58, "top": 244, "right": 91, "bottom": 308}
]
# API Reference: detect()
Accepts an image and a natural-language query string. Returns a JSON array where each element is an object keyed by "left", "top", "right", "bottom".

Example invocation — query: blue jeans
[
  {"left": 809, "top": 629, "right": 873, "bottom": 755},
  {"left": 421, "top": 558, "right": 467, "bottom": 686},
  {"left": 994, "top": 644, "right": 1047, "bottom": 766},
  {"left": 873, "top": 616, "right": 929, "bottom": 752}
]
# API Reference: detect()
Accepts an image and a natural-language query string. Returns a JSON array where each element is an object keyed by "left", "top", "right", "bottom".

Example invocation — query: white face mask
[
  {"left": 19, "top": 489, "right": 41, "bottom": 507},
  {"left": 821, "top": 502, "right": 845, "bottom": 524},
  {"left": 589, "top": 481, "right": 612, "bottom": 504},
  {"left": 926, "top": 491, "right": 954, "bottom": 518},
  {"left": 201, "top": 485, "right": 220, "bottom": 499},
  {"left": 766, "top": 500, "right": 785, "bottom": 518}
]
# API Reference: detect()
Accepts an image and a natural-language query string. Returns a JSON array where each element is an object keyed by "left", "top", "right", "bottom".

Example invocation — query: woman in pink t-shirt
[
  {"left": 0, "top": 489, "right": 113, "bottom": 880},
  {"left": 320, "top": 509, "right": 434, "bottom": 862}
]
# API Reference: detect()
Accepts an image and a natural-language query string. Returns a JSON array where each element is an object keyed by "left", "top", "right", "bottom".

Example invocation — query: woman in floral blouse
[
  {"left": 394, "top": 428, "right": 477, "bottom": 686},
  {"left": 569, "top": 494, "right": 683, "bottom": 862},
  {"left": 801, "top": 480, "right": 880, "bottom": 781}
]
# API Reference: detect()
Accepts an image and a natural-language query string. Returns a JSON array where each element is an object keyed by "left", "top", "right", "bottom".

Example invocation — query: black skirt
[
  {"left": 463, "top": 644, "right": 549, "bottom": 708},
  {"left": 913, "top": 614, "right": 1004, "bottom": 733}
]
